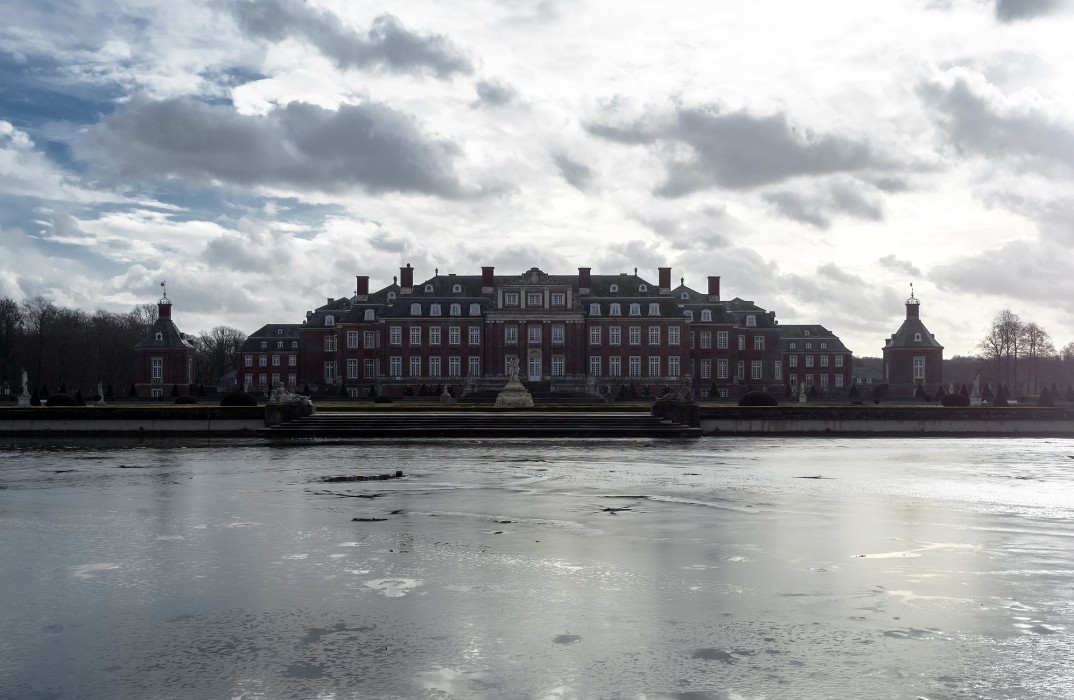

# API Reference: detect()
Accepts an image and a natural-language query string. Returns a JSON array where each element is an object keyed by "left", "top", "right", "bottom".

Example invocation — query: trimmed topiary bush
[
  {"left": 175, "top": 395, "right": 198, "bottom": 404},
  {"left": 940, "top": 393, "right": 970, "bottom": 407},
  {"left": 46, "top": 393, "right": 79, "bottom": 407},
  {"left": 1038, "top": 387, "right": 1055, "bottom": 407},
  {"left": 220, "top": 390, "right": 257, "bottom": 407},
  {"left": 738, "top": 390, "right": 778, "bottom": 406}
]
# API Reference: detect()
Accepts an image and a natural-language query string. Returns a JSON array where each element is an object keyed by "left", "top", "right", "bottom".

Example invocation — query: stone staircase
[{"left": 264, "top": 411, "right": 701, "bottom": 438}]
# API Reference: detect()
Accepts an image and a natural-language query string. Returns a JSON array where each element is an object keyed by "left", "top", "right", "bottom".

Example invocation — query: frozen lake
[{"left": 1, "top": 437, "right": 1072, "bottom": 699}]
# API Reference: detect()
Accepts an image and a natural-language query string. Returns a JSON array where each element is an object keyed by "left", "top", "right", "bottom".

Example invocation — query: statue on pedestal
[
  {"left": 496, "top": 357, "right": 534, "bottom": 407},
  {"left": 798, "top": 381, "right": 807, "bottom": 403},
  {"left": 17, "top": 369, "right": 31, "bottom": 408}
]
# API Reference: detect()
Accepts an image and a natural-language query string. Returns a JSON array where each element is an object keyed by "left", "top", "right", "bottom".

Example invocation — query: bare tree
[
  {"left": 0, "top": 297, "right": 22, "bottom": 389},
  {"left": 1020, "top": 322, "right": 1054, "bottom": 395},
  {"left": 194, "top": 326, "right": 247, "bottom": 387},
  {"left": 978, "top": 309, "right": 1023, "bottom": 390}
]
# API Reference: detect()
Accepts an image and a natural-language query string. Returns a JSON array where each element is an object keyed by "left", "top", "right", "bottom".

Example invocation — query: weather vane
[{"left": 160, "top": 281, "right": 169, "bottom": 303}]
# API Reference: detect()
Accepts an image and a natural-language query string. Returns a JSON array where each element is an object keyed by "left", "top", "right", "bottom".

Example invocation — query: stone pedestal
[
  {"left": 495, "top": 375, "right": 533, "bottom": 407},
  {"left": 17, "top": 391, "right": 31, "bottom": 408}
]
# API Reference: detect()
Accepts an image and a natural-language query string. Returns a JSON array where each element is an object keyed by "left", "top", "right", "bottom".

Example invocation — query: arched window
[
  {"left": 745, "top": 314, "right": 756, "bottom": 327},
  {"left": 364, "top": 309, "right": 375, "bottom": 321},
  {"left": 155, "top": 332, "right": 163, "bottom": 341},
  {"left": 806, "top": 342, "right": 812, "bottom": 350},
  {"left": 629, "top": 303, "right": 641, "bottom": 316},
  {"left": 820, "top": 342, "right": 827, "bottom": 349},
  {"left": 291, "top": 341, "right": 298, "bottom": 348},
  {"left": 450, "top": 303, "right": 461, "bottom": 316},
  {"left": 277, "top": 341, "right": 283, "bottom": 348},
  {"left": 648, "top": 303, "right": 660, "bottom": 315},
  {"left": 610, "top": 303, "right": 621, "bottom": 316},
  {"left": 914, "top": 332, "right": 922, "bottom": 341},
  {"left": 700, "top": 309, "right": 712, "bottom": 322},
  {"left": 260, "top": 341, "right": 267, "bottom": 348},
  {"left": 789, "top": 342, "right": 796, "bottom": 349},
  {"left": 410, "top": 303, "right": 421, "bottom": 316},
  {"left": 430, "top": 303, "right": 441, "bottom": 316}
]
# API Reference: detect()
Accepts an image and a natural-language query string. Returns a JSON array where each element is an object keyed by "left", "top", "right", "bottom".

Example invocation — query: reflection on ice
[{"left": 363, "top": 578, "right": 423, "bottom": 597}]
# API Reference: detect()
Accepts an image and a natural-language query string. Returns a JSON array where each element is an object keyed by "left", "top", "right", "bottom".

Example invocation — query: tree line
[{"left": 0, "top": 296, "right": 245, "bottom": 398}]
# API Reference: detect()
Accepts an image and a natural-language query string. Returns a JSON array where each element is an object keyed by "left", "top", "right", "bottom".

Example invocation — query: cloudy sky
[{"left": 3, "top": 0, "right": 1074, "bottom": 357}]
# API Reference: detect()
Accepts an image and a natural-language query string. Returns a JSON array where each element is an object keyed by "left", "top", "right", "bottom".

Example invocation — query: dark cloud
[
  {"left": 994, "top": 0, "right": 1064, "bottom": 22},
  {"left": 588, "top": 106, "right": 880, "bottom": 196},
  {"left": 474, "top": 80, "right": 516, "bottom": 107},
  {"left": 369, "top": 231, "right": 408, "bottom": 253},
  {"left": 932, "top": 239, "right": 1074, "bottom": 310},
  {"left": 552, "top": 152, "right": 592, "bottom": 190},
  {"left": 878, "top": 254, "right": 922, "bottom": 277},
  {"left": 88, "top": 96, "right": 467, "bottom": 197},
  {"left": 919, "top": 71, "right": 1074, "bottom": 176},
  {"left": 764, "top": 180, "right": 883, "bottom": 228},
  {"left": 816, "top": 262, "right": 866, "bottom": 287},
  {"left": 225, "top": 1, "right": 471, "bottom": 78},
  {"left": 636, "top": 206, "right": 735, "bottom": 252}
]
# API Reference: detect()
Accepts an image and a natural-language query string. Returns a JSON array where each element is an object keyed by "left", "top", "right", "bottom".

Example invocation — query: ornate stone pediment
[{"left": 518, "top": 267, "right": 550, "bottom": 284}]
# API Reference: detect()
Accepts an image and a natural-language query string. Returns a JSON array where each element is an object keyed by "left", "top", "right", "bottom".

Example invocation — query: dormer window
[
  {"left": 680, "top": 292, "right": 689, "bottom": 300},
  {"left": 364, "top": 309, "right": 375, "bottom": 321},
  {"left": 277, "top": 329, "right": 283, "bottom": 335},
  {"left": 291, "top": 341, "right": 298, "bottom": 348},
  {"left": 629, "top": 303, "right": 641, "bottom": 316},
  {"left": 700, "top": 309, "right": 712, "bottom": 322},
  {"left": 638, "top": 284, "right": 648, "bottom": 292},
  {"left": 260, "top": 341, "right": 267, "bottom": 349},
  {"left": 648, "top": 303, "right": 660, "bottom": 315},
  {"left": 821, "top": 342, "right": 828, "bottom": 349},
  {"left": 806, "top": 342, "right": 813, "bottom": 350},
  {"left": 452, "top": 284, "right": 462, "bottom": 294},
  {"left": 325, "top": 315, "right": 335, "bottom": 327},
  {"left": 387, "top": 292, "right": 396, "bottom": 300},
  {"left": 410, "top": 303, "right": 421, "bottom": 316},
  {"left": 450, "top": 303, "right": 461, "bottom": 316},
  {"left": 803, "top": 330, "right": 811, "bottom": 336},
  {"left": 469, "top": 303, "right": 481, "bottom": 316},
  {"left": 430, "top": 303, "right": 441, "bottom": 316},
  {"left": 684, "top": 310, "right": 693, "bottom": 320},
  {"left": 424, "top": 284, "right": 434, "bottom": 293},
  {"left": 610, "top": 303, "right": 621, "bottom": 316},
  {"left": 590, "top": 303, "right": 601, "bottom": 315},
  {"left": 914, "top": 332, "right": 922, "bottom": 341},
  {"left": 277, "top": 341, "right": 283, "bottom": 348},
  {"left": 790, "top": 342, "right": 797, "bottom": 349},
  {"left": 745, "top": 314, "right": 756, "bottom": 327},
  {"left": 155, "top": 332, "right": 163, "bottom": 341},
  {"left": 609, "top": 284, "right": 619, "bottom": 293}
]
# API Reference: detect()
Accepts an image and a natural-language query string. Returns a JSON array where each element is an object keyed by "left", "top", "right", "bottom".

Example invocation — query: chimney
[
  {"left": 707, "top": 276, "right": 721, "bottom": 302},
  {"left": 158, "top": 301, "right": 172, "bottom": 319},
  {"left": 481, "top": 266, "right": 495, "bottom": 293},
  {"left": 578, "top": 267, "right": 592, "bottom": 295},
  {"left": 658, "top": 267, "right": 671, "bottom": 294},
  {"left": 355, "top": 275, "right": 369, "bottom": 301},
  {"left": 400, "top": 263, "right": 414, "bottom": 294}
]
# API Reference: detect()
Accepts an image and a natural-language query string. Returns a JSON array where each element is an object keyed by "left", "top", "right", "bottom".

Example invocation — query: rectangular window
[
  {"left": 347, "top": 331, "right": 359, "bottom": 348},
  {"left": 590, "top": 303, "right": 601, "bottom": 315},
  {"left": 449, "top": 356, "right": 461, "bottom": 377},
  {"left": 774, "top": 360, "right": 782, "bottom": 381},
  {"left": 468, "top": 326, "right": 480, "bottom": 345},
  {"left": 259, "top": 355, "right": 268, "bottom": 367},
  {"left": 325, "top": 335, "right": 336, "bottom": 352},
  {"left": 668, "top": 356, "right": 680, "bottom": 377},
  {"left": 628, "top": 356, "right": 641, "bottom": 377},
  {"left": 288, "top": 354, "right": 297, "bottom": 366},
  {"left": 505, "top": 326, "right": 518, "bottom": 344},
  {"left": 409, "top": 327, "right": 421, "bottom": 346},
  {"left": 820, "top": 355, "right": 829, "bottom": 367},
  {"left": 649, "top": 327, "right": 660, "bottom": 345},
  {"left": 324, "top": 362, "right": 335, "bottom": 381},
  {"left": 271, "top": 372, "right": 281, "bottom": 386},
  {"left": 700, "top": 331, "right": 712, "bottom": 349},
  {"left": 790, "top": 355, "right": 798, "bottom": 367},
  {"left": 700, "top": 359, "right": 712, "bottom": 379},
  {"left": 610, "top": 356, "right": 622, "bottom": 377},
  {"left": 468, "top": 357, "right": 480, "bottom": 376},
  {"left": 271, "top": 354, "right": 280, "bottom": 366},
  {"left": 754, "top": 336, "right": 765, "bottom": 350},
  {"left": 505, "top": 292, "right": 519, "bottom": 306},
  {"left": 244, "top": 355, "right": 252, "bottom": 367},
  {"left": 589, "top": 356, "right": 602, "bottom": 376},
  {"left": 835, "top": 374, "right": 844, "bottom": 388},
  {"left": 528, "top": 326, "right": 542, "bottom": 344},
  {"left": 629, "top": 327, "right": 641, "bottom": 345},
  {"left": 609, "top": 327, "right": 621, "bottom": 345},
  {"left": 805, "top": 356, "right": 814, "bottom": 368},
  {"left": 552, "top": 325, "right": 565, "bottom": 344},
  {"left": 820, "top": 374, "right": 829, "bottom": 389},
  {"left": 552, "top": 356, "right": 565, "bottom": 376},
  {"left": 835, "top": 355, "right": 844, "bottom": 368},
  {"left": 151, "top": 357, "right": 163, "bottom": 380},
  {"left": 410, "top": 357, "right": 422, "bottom": 377},
  {"left": 429, "top": 357, "right": 441, "bottom": 376},
  {"left": 913, "top": 356, "right": 925, "bottom": 381},
  {"left": 259, "top": 373, "right": 268, "bottom": 386},
  {"left": 449, "top": 326, "right": 460, "bottom": 345},
  {"left": 364, "top": 330, "right": 376, "bottom": 348},
  {"left": 751, "top": 360, "right": 763, "bottom": 380},
  {"left": 590, "top": 327, "right": 602, "bottom": 345},
  {"left": 737, "top": 361, "right": 745, "bottom": 380},
  {"left": 390, "top": 327, "right": 402, "bottom": 345},
  {"left": 649, "top": 356, "right": 661, "bottom": 377},
  {"left": 551, "top": 292, "right": 565, "bottom": 306},
  {"left": 717, "top": 359, "right": 728, "bottom": 379},
  {"left": 789, "top": 373, "right": 798, "bottom": 388},
  {"left": 737, "top": 335, "right": 745, "bottom": 350},
  {"left": 717, "top": 331, "right": 728, "bottom": 349},
  {"left": 429, "top": 327, "right": 441, "bottom": 345},
  {"left": 347, "top": 359, "right": 358, "bottom": 379},
  {"left": 668, "top": 326, "right": 680, "bottom": 345},
  {"left": 364, "top": 359, "right": 376, "bottom": 379},
  {"left": 527, "top": 292, "right": 543, "bottom": 307},
  {"left": 288, "top": 372, "right": 296, "bottom": 386},
  {"left": 244, "top": 373, "right": 253, "bottom": 387},
  {"left": 690, "top": 332, "right": 695, "bottom": 350}
]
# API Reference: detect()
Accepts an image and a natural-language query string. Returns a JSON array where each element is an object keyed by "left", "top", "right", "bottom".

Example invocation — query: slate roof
[
  {"left": 134, "top": 308, "right": 195, "bottom": 350},
  {"left": 240, "top": 324, "right": 302, "bottom": 352},
  {"left": 885, "top": 319, "right": 943, "bottom": 350},
  {"left": 779, "top": 324, "right": 852, "bottom": 353}
]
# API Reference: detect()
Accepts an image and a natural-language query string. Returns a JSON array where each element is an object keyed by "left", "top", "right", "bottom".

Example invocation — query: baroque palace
[{"left": 232, "top": 264, "right": 854, "bottom": 399}]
